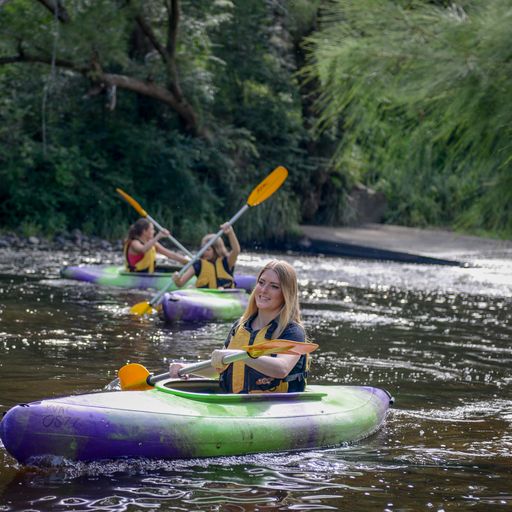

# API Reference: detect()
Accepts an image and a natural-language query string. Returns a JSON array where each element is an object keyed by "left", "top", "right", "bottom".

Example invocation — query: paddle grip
[
  {"left": 146, "top": 353, "right": 246, "bottom": 386},
  {"left": 178, "top": 351, "right": 253, "bottom": 376}
]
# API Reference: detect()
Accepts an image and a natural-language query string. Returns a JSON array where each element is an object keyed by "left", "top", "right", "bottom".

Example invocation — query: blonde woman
[
  {"left": 170, "top": 260, "right": 308, "bottom": 393},
  {"left": 173, "top": 223, "right": 240, "bottom": 289}
]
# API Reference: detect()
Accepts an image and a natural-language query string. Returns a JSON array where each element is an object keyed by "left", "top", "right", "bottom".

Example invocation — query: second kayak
[
  {"left": 160, "top": 288, "right": 249, "bottom": 323},
  {"left": 60, "top": 265, "right": 256, "bottom": 293}
]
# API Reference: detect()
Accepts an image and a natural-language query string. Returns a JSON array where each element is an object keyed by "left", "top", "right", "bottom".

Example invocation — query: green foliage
[
  {"left": 5, "top": 0, "right": 508, "bottom": 242},
  {"left": 303, "top": 0, "right": 512, "bottom": 236},
  {"left": 0, "top": 0, "right": 312, "bottom": 242}
]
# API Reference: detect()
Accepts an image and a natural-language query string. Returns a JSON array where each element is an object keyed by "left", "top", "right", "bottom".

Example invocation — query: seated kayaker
[
  {"left": 170, "top": 259, "right": 309, "bottom": 393},
  {"left": 173, "top": 223, "right": 240, "bottom": 289},
  {"left": 124, "top": 218, "right": 188, "bottom": 273}
]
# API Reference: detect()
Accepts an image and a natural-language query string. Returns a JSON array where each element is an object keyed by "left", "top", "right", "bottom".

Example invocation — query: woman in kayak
[
  {"left": 172, "top": 223, "right": 241, "bottom": 289},
  {"left": 170, "top": 259, "right": 309, "bottom": 393},
  {"left": 124, "top": 218, "right": 188, "bottom": 273}
]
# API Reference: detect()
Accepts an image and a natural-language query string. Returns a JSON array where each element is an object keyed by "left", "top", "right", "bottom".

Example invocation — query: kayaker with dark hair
[
  {"left": 124, "top": 218, "right": 188, "bottom": 273},
  {"left": 170, "top": 259, "right": 309, "bottom": 393},
  {"left": 172, "top": 223, "right": 240, "bottom": 289}
]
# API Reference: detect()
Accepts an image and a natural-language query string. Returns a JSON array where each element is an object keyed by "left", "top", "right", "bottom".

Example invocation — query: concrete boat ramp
[{"left": 297, "top": 224, "right": 512, "bottom": 266}]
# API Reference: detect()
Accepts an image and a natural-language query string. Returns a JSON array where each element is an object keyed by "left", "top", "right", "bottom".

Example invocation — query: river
[{"left": 0, "top": 246, "right": 511, "bottom": 511}]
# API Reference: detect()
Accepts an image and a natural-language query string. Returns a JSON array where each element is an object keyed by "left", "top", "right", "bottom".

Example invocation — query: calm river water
[{"left": 0, "top": 246, "right": 511, "bottom": 511}]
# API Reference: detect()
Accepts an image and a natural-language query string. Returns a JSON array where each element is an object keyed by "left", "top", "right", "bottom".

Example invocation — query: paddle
[
  {"left": 116, "top": 187, "right": 193, "bottom": 258},
  {"left": 129, "top": 165, "right": 289, "bottom": 316},
  {"left": 118, "top": 339, "right": 318, "bottom": 391}
]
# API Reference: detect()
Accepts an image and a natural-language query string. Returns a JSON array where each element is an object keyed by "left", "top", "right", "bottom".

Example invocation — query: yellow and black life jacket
[
  {"left": 195, "top": 257, "right": 235, "bottom": 289},
  {"left": 219, "top": 318, "right": 308, "bottom": 394},
  {"left": 124, "top": 240, "right": 156, "bottom": 273}
]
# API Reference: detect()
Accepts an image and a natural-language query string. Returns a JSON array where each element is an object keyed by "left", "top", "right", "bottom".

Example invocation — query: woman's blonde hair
[
  {"left": 240, "top": 259, "right": 303, "bottom": 339},
  {"left": 201, "top": 234, "right": 229, "bottom": 259}
]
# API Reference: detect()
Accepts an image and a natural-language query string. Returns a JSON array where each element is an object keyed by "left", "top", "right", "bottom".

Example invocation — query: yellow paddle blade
[
  {"left": 247, "top": 166, "right": 288, "bottom": 207},
  {"left": 118, "top": 363, "right": 152, "bottom": 391},
  {"left": 130, "top": 301, "right": 157, "bottom": 316},
  {"left": 243, "top": 339, "right": 319, "bottom": 358},
  {"left": 116, "top": 188, "right": 148, "bottom": 217}
]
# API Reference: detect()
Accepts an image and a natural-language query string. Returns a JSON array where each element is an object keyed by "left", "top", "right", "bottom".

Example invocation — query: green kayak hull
[
  {"left": 160, "top": 289, "right": 249, "bottom": 323},
  {"left": 60, "top": 265, "right": 256, "bottom": 292},
  {"left": 0, "top": 380, "right": 392, "bottom": 465}
]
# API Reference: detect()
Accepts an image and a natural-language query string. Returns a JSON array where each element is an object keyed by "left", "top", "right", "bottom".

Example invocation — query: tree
[
  {"left": 303, "top": 0, "right": 512, "bottom": 236},
  {"left": 0, "top": 0, "right": 235, "bottom": 138},
  {"left": 0, "top": 0, "right": 319, "bottom": 240}
]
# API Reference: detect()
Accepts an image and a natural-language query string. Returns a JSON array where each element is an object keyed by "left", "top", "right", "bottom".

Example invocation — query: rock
[
  {"left": 71, "top": 229, "right": 83, "bottom": 243},
  {"left": 54, "top": 235, "right": 68, "bottom": 248},
  {"left": 298, "top": 237, "right": 312, "bottom": 249},
  {"left": 345, "top": 184, "right": 387, "bottom": 225}
]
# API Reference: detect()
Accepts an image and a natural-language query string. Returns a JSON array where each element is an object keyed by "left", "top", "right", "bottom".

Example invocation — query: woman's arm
[
  {"left": 245, "top": 353, "right": 300, "bottom": 379},
  {"left": 155, "top": 242, "right": 189, "bottom": 265},
  {"left": 211, "top": 349, "right": 299, "bottom": 379},
  {"left": 129, "top": 229, "right": 169, "bottom": 255},
  {"left": 222, "top": 223, "right": 240, "bottom": 269},
  {"left": 236, "top": 323, "right": 306, "bottom": 379},
  {"left": 173, "top": 266, "right": 195, "bottom": 287}
]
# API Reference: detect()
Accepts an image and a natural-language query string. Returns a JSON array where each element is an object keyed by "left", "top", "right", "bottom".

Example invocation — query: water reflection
[{"left": 0, "top": 247, "right": 511, "bottom": 511}]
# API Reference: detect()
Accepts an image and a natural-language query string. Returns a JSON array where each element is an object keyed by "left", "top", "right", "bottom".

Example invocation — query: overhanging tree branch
[
  {"left": 1, "top": 0, "right": 205, "bottom": 137},
  {"left": 0, "top": 51, "right": 202, "bottom": 135}
]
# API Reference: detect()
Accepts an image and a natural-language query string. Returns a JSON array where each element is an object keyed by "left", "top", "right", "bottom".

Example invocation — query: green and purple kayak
[
  {"left": 60, "top": 265, "right": 256, "bottom": 293},
  {"left": 0, "top": 379, "right": 392, "bottom": 465},
  {"left": 160, "top": 288, "right": 249, "bottom": 323}
]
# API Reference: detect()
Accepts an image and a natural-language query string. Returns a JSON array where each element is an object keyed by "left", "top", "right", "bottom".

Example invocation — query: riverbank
[
  {"left": 295, "top": 223, "right": 512, "bottom": 266},
  {"left": 1, "top": 224, "right": 510, "bottom": 266},
  {"left": 0, "top": 230, "right": 121, "bottom": 252}
]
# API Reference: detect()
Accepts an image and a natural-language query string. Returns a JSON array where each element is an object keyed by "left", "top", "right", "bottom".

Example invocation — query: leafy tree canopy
[
  {"left": 304, "top": 0, "right": 512, "bottom": 236},
  {"left": 0, "top": 0, "right": 316, "bottom": 243}
]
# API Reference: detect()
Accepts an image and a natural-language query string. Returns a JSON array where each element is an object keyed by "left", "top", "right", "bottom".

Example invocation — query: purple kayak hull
[
  {"left": 0, "top": 380, "right": 393, "bottom": 465},
  {"left": 160, "top": 288, "right": 249, "bottom": 323}
]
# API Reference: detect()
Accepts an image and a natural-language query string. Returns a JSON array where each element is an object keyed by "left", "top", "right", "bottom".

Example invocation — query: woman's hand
[
  {"left": 221, "top": 223, "right": 233, "bottom": 235},
  {"left": 156, "top": 228, "right": 170, "bottom": 240},
  {"left": 169, "top": 362, "right": 188, "bottom": 379},
  {"left": 210, "top": 349, "right": 244, "bottom": 372}
]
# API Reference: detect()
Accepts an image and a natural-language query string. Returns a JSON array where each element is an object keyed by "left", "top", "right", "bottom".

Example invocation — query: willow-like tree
[{"left": 303, "top": 0, "right": 512, "bottom": 236}]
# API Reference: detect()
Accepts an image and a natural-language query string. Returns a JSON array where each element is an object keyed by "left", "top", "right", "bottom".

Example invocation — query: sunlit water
[{"left": 0, "top": 247, "right": 511, "bottom": 511}]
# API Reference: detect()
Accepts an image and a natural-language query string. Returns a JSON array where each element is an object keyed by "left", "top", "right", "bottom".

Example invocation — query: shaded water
[{"left": 0, "top": 247, "right": 511, "bottom": 511}]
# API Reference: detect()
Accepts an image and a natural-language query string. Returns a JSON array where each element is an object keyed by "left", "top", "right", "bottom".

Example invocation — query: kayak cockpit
[{"left": 155, "top": 378, "right": 327, "bottom": 403}]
